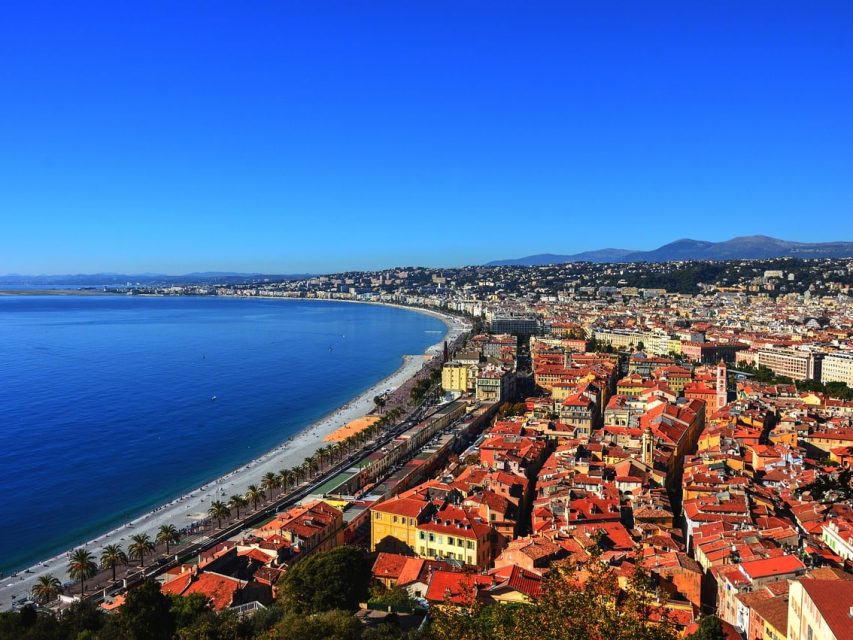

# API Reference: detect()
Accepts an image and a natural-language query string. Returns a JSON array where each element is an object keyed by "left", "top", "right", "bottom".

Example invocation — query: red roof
[
  {"left": 799, "top": 579, "right": 853, "bottom": 639},
  {"left": 739, "top": 555, "right": 805, "bottom": 580},
  {"left": 487, "top": 564, "right": 543, "bottom": 599},
  {"left": 161, "top": 571, "right": 245, "bottom": 611},
  {"left": 372, "top": 552, "right": 410, "bottom": 581},
  {"left": 425, "top": 570, "right": 490, "bottom": 604}
]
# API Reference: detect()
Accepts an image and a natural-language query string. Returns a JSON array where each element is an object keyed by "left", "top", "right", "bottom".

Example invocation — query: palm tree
[
  {"left": 228, "top": 494, "right": 247, "bottom": 518},
  {"left": 245, "top": 485, "right": 265, "bottom": 511},
  {"left": 277, "top": 469, "right": 290, "bottom": 492},
  {"left": 67, "top": 548, "right": 97, "bottom": 595},
  {"left": 208, "top": 500, "right": 231, "bottom": 528},
  {"left": 156, "top": 524, "right": 180, "bottom": 554},
  {"left": 285, "top": 468, "right": 297, "bottom": 490},
  {"left": 128, "top": 533, "right": 155, "bottom": 568},
  {"left": 31, "top": 574, "right": 62, "bottom": 604},
  {"left": 316, "top": 445, "right": 330, "bottom": 470},
  {"left": 100, "top": 544, "right": 128, "bottom": 582},
  {"left": 261, "top": 472, "right": 280, "bottom": 499},
  {"left": 305, "top": 456, "right": 319, "bottom": 478}
]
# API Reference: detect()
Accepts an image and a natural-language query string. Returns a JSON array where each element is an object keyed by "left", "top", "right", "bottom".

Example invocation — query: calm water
[{"left": 0, "top": 296, "right": 446, "bottom": 573}]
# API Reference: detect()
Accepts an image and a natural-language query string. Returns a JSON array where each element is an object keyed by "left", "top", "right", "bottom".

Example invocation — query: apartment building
[
  {"left": 756, "top": 348, "right": 823, "bottom": 382},
  {"left": 821, "top": 351, "right": 853, "bottom": 387},
  {"left": 788, "top": 579, "right": 853, "bottom": 640}
]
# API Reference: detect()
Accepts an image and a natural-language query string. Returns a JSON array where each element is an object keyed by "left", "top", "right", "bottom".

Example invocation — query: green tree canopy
[
  {"left": 687, "top": 616, "right": 726, "bottom": 640},
  {"left": 429, "top": 562, "right": 676, "bottom": 640},
  {"left": 279, "top": 546, "right": 373, "bottom": 614},
  {"left": 113, "top": 578, "right": 175, "bottom": 640},
  {"left": 266, "top": 609, "right": 363, "bottom": 640}
]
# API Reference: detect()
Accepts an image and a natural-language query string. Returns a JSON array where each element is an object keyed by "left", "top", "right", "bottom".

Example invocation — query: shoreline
[{"left": 0, "top": 299, "right": 468, "bottom": 608}]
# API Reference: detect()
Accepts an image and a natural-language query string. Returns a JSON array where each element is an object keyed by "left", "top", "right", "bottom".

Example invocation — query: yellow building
[
  {"left": 415, "top": 505, "right": 494, "bottom": 568},
  {"left": 370, "top": 495, "right": 432, "bottom": 554},
  {"left": 371, "top": 493, "right": 497, "bottom": 568},
  {"left": 788, "top": 579, "right": 853, "bottom": 640},
  {"left": 441, "top": 361, "right": 471, "bottom": 393}
]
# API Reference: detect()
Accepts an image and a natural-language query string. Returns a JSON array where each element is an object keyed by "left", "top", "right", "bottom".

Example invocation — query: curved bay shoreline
[{"left": 0, "top": 296, "right": 468, "bottom": 609}]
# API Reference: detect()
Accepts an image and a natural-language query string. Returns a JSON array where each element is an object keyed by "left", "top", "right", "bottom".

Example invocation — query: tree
[
  {"left": 113, "top": 579, "right": 175, "bottom": 640},
  {"left": 369, "top": 584, "right": 418, "bottom": 611},
  {"left": 688, "top": 616, "right": 726, "bottom": 640},
  {"left": 169, "top": 592, "right": 211, "bottom": 630},
  {"left": 128, "top": 533, "right": 155, "bottom": 568},
  {"left": 67, "top": 548, "right": 97, "bottom": 596},
  {"left": 245, "top": 484, "right": 265, "bottom": 510},
  {"left": 100, "top": 544, "right": 128, "bottom": 582},
  {"left": 267, "top": 609, "right": 363, "bottom": 640},
  {"left": 174, "top": 608, "right": 244, "bottom": 640},
  {"left": 156, "top": 524, "right": 180, "bottom": 555},
  {"left": 374, "top": 395, "right": 387, "bottom": 413},
  {"left": 58, "top": 599, "right": 104, "bottom": 639},
  {"left": 278, "top": 469, "right": 292, "bottom": 492},
  {"left": 208, "top": 500, "right": 231, "bottom": 529},
  {"left": 262, "top": 472, "right": 280, "bottom": 499},
  {"left": 279, "top": 545, "right": 373, "bottom": 614},
  {"left": 31, "top": 574, "right": 61, "bottom": 605},
  {"left": 228, "top": 494, "right": 247, "bottom": 519},
  {"left": 429, "top": 561, "right": 677, "bottom": 640}
]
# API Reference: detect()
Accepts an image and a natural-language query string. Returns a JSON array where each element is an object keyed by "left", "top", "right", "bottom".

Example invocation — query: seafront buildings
[{"left": 41, "top": 257, "right": 853, "bottom": 637}]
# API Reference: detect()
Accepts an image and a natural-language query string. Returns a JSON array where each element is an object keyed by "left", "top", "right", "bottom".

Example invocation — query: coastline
[{"left": 0, "top": 299, "right": 468, "bottom": 608}]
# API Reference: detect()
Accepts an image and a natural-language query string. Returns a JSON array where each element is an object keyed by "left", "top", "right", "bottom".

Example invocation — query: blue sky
[{"left": 1, "top": 2, "right": 852, "bottom": 274}]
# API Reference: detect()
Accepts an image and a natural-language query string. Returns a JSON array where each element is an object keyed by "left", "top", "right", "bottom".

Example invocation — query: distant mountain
[
  {"left": 488, "top": 248, "right": 635, "bottom": 266},
  {"left": 487, "top": 235, "right": 853, "bottom": 265},
  {"left": 0, "top": 273, "right": 313, "bottom": 286}
]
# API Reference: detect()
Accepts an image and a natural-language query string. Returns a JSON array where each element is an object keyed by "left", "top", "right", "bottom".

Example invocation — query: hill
[{"left": 487, "top": 235, "right": 853, "bottom": 265}]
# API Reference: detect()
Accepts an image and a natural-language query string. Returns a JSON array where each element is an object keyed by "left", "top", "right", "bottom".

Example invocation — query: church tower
[
  {"left": 641, "top": 426, "right": 653, "bottom": 467},
  {"left": 716, "top": 359, "right": 727, "bottom": 410}
]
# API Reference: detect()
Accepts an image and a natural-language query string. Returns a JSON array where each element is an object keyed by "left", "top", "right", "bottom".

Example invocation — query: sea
[{"left": 0, "top": 295, "right": 447, "bottom": 573}]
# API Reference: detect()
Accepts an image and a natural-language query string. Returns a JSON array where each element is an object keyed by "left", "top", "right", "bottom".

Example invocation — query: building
[
  {"left": 489, "top": 316, "right": 540, "bottom": 335},
  {"left": 822, "top": 520, "right": 853, "bottom": 561},
  {"left": 681, "top": 342, "right": 744, "bottom": 364},
  {"left": 370, "top": 494, "right": 433, "bottom": 554},
  {"left": 593, "top": 328, "right": 647, "bottom": 351},
  {"left": 756, "top": 348, "right": 823, "bottom": 382},
  {"left": 416, "top": 505, "right": 496, "bottom": 568},
  {"left": 256, "top": 500, "right": 344, "bottom": 556},
  {"left": 787, "top": 579, "right": 853, "bottom": 640},
  {"left": 442, "top": 361, "right": 472, "bottom": 392},
  {"left": 475, "top": 366, "right": 514, "bottom": 402},
  {"left": 821, "top": 351, "right": 853, "bottom": 387}
]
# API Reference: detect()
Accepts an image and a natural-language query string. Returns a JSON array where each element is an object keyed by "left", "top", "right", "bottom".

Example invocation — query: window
[
  {"left": 447, "top": 536, "right": 454, "bottom": 546},
  {"left": 429, "top": 533, "right": 435, "bottom": 542},
  {"left": 393, "top": 516, "right": 398, "bottom": 523},
  {"left": 419, "top": 531, "right": 425, "bottom": 540},
  {"left": 457, "top": 538, "right": 464, "bottom": 547},
  {"left": 467, "top": 541, "right": 474, "bottom": 549},
  {"left": 374, "top": 513, "right": 381, "bottom": 520}
]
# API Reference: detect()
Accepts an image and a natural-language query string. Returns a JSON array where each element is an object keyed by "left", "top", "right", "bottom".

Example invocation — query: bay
[{"left": 0, "top": 295, "right": 446, "bottom": 573}]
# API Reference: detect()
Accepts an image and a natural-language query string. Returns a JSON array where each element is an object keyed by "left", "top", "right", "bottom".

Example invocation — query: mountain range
[
  {"left": 0, "top": 273, "right": 313, "bottom": 286},
  {"left": 487, "top": 236, "right": 853, "bottom": 266}
]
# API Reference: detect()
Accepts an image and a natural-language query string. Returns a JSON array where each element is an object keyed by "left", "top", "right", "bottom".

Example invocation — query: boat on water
[{"left": 211, "top": 395, "right": 217, "bottom": 401}]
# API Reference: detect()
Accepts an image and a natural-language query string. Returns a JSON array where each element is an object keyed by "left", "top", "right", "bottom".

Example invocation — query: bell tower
[
  {"left": 716, "top": 359, "right": 727, "bottom": 410},
  {"left": 642, "top": 426, "right": 653, "bottom": 467}
]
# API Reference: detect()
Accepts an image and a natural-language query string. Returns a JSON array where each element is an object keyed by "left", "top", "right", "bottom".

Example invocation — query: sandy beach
[{"left": 0, "top": 302, "right": 468, "bottom": 609}]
